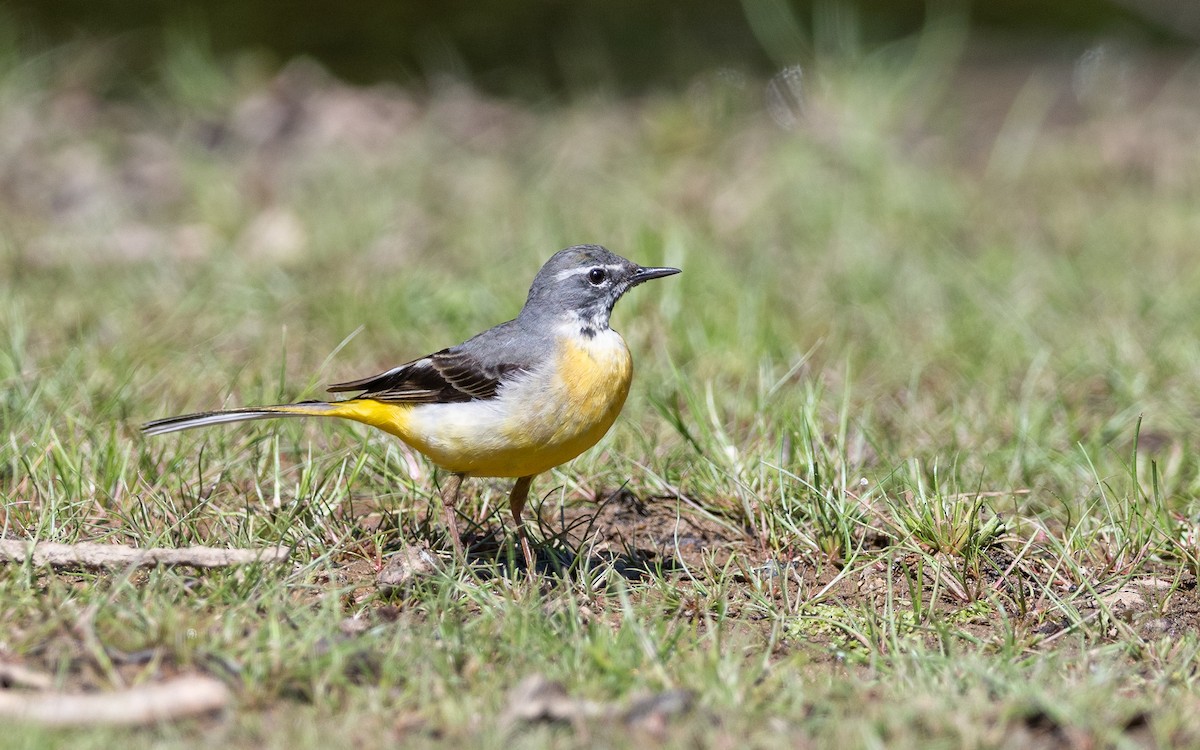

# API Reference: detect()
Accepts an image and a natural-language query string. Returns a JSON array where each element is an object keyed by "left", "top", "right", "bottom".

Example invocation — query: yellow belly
[{"left": 324, "top": 333, "right": 633, "bottom": 478}]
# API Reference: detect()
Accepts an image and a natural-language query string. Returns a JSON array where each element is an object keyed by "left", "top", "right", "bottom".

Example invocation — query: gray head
[{"left": 519, "top": 244, "right": 680, "bottom": 332}]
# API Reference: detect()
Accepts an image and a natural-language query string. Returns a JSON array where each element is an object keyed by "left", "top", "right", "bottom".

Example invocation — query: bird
[{"left": 142, "top": 244, "right": 681, "bottom": 570}]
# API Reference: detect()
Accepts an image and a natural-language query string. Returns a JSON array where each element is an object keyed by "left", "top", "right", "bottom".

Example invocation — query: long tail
[{"left": 141, "top": 401, "right": 338, "bottom": 437}]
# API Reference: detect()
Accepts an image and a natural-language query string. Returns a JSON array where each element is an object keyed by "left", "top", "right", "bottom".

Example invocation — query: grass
[{"left": 4, "top": 24, "right": 1200, "bottom": 748}]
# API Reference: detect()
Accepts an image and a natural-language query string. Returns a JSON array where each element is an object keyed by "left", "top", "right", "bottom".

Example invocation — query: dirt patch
[{"left": 553, "top": 489, "right": 751, "bottom": 568}]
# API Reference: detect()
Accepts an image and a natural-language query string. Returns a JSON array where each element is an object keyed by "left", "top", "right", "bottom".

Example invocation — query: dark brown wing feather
[{"left": 327, "top": 348, "right": 525, "bottom": 404}]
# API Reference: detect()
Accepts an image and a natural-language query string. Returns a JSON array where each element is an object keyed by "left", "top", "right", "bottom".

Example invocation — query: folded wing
[{"left": 328, "top": 348, "right": 526, "bottom": 404}]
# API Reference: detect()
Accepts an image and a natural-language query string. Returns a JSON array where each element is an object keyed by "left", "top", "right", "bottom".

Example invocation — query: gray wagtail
[{"left": 143, "top": 244, "right": 680, "bottom": 569}]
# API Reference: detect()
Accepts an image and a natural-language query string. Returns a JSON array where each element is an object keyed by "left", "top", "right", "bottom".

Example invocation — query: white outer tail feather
[{"left": 141, "top": 404, "right": 333, "bottom": 437}]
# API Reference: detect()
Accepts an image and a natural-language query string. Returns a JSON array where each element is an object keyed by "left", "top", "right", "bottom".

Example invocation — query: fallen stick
[
  {"left": 0, "top": 540, "right": 290, "bottom": 569},
  {"left": 0, "top": 675, "right": 230, "bottom": 727},
  {"left": 0, "top": 662, "right": 53, "bottom": 691},
  {"left": 502, "top": 674, "right": 694, "bottom": 731}
]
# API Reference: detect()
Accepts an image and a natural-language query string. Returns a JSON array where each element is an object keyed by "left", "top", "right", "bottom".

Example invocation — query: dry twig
[
  {"left": 502, "top": 674, "right": 693, "bottom": 733},
  {"left": 0, "top": 540, "right": 290, "bottom": 570},
  {"left": 0, "top": 662, "right": 53, "bottom": 691},
  {"left": 0, "top": 675, "right": 230, "bottom": 727}
]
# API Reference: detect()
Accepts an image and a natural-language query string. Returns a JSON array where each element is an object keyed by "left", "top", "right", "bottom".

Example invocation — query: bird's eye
[{"left": 587, "top": 268, "right": 607, "bottom": 285}]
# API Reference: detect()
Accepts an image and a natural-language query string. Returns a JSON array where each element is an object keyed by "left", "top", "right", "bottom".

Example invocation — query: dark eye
[{"left": 587, "top": 268, "right": 607, "bottom": 285}]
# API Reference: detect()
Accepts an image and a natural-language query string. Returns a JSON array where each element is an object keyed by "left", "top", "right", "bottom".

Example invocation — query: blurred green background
[{"left": 6, "top": 0, "right": 1197, "bottom": 96}]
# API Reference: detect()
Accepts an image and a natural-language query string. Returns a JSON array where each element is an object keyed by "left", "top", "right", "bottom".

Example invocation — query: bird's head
[{"left": 520, "top": 244, "right": 680, "bottom": 333}]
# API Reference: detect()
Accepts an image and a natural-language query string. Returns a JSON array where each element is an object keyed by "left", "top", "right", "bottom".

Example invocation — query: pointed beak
[{"left": 630, "top": 265, "right": 681, "bottom": 287}]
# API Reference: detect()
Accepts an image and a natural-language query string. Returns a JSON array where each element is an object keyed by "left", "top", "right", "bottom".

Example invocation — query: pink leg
[
  {"left": 441, "top": 473, "right": 466, "bottom": 558},
  {"left": 508, "top": 475, "right": 536, "bottom": 570}
]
